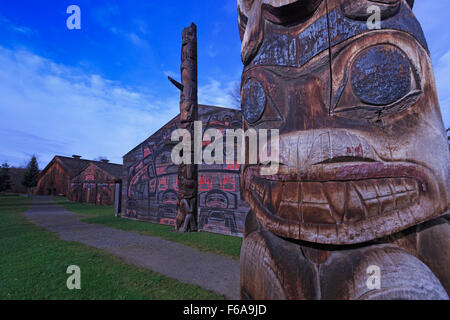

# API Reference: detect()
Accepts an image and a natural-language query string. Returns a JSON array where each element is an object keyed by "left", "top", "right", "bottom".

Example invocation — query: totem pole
[
  {"left": 169, "top": 23, "right": 199, "bottom": 232},
  {"left": 238, "top": 0, "right": 450, "bottom": 299}
]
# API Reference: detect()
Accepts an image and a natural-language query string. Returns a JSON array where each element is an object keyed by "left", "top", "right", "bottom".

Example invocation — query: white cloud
[
  {"left": 434, "top": 50, "right": 450, "bottom": 128},
  {"left": 133, "top": 19, "right": 151, "bottom": 36},
  {"left": 207, "top": 44, "right": 218, "bottom": 58},
  {"left": 0, "top": 15, "right": 35, "bottom": 36},
  {"left": 164, "top": 74, "right": 241, "bottom": 109},
  {"left": 164, "top": 70, "right": 178, "bottom": 79},
  {"left": 126, "top": 32, "right": 149, "bottom": 48},
  {"left": 414, "top": 1, "right": 450, "bottom": 128},
  {"left": 0, "top": 46, "right": 179, "bottom": 168},
  {"left": 110, "top": 27, "right": 150, "bottom": 48},
  {"left": 198, "top": 78, "right": 239, "bottom": 109}
]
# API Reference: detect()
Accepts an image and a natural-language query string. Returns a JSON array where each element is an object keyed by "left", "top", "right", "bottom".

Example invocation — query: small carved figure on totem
[
  {"left": 238, "top": 0, "right": 450, "bottom": 300},
  {"left": 180, "top": 24, "right": 198, "bottom": 124},
  {"left": 176, "top": 198, "right": 198, "bottom": 233}
]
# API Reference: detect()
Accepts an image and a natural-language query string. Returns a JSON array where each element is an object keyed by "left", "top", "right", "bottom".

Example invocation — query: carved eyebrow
[
  {"left": 238, "top": 6, "right": 249, "bottom": 26},
  {"left": 261, "top": 0, "right": 322, "bottom": 26},
  {"left": 244, "top": 2, "right": 427, "bottom": 69},
  {"left": 239, "top": 0, "right": 321, "bottom": 20},
  {"left": 238, "top": 6, "right": 248, "bottom": 42}
]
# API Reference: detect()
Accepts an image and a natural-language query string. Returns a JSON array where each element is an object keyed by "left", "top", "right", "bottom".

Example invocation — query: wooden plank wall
[{"left": 122, "top": 107, "right": 250, "bottom": 236}]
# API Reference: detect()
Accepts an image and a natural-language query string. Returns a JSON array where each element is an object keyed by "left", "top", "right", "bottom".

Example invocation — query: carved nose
[
  {"left": 240, "top": 0, "right": 263, "bottom": 65},
  {"left": 284, "top": 76, "right": 330, "bottom": 132}
]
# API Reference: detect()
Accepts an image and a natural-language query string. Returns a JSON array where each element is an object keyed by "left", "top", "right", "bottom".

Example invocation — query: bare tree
[{"left": 228, "top": 81, "right": 241, "bottom": 109}]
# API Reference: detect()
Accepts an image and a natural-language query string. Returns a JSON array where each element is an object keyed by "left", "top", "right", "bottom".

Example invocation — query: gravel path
[{"left": 24, "top": 196, "right": 240, "bottom": 299}]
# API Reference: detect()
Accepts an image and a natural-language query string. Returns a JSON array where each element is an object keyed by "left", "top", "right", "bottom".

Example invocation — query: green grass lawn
[
  {"left": 54, "top": 197, "right": 243, "bottom": 260},
  {"left": 0, "top": 195, "right": 223, "bottom": 299}
]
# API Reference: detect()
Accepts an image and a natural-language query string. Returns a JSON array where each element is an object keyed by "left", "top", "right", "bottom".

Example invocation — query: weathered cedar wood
[{"left": 238, "top": 0, "right": 450, "bottom": 300}]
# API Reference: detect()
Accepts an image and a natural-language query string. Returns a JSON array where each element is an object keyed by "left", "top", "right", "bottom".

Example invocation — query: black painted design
[
  {"left": 329, "top": 2, "right": 428, "bottom": 51},
  {"left": 242, "top": 79, "right": 266, "bottom": 123},
  {"left": 249, "top": 14, "right": 329, "bottom": 68},
  {"left": 123, "top": 106, "right": 250, "bottom": 236},
  {"left": 246, "top": 2, "right": 427, "bottom": 69},
  {"left": 351, "top": 45, "right": 411, "bottom": 106}
]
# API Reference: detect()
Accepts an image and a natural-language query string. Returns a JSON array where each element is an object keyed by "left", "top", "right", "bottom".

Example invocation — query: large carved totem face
[{"left": 239, "top": 0, "right": 450, "bottom": 244}]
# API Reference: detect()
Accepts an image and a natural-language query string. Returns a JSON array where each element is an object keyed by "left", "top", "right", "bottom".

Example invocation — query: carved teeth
[
  {"left": 345, "top": 183, "right": 367, "bottom": 222},
  {"left": 250, "top": 177, "right": 420, "bottom": 224}
]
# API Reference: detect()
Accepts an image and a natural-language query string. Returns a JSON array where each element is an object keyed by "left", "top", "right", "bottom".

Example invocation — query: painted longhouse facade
[
  {"left": 37, "top": 155, "right": 122, "bottom": 206},
  {"left": 68, "top": 161, "right": 123, "bottom": 206},
  {"left": 122, "top": 105, "right": 250, "bottom": 236}
]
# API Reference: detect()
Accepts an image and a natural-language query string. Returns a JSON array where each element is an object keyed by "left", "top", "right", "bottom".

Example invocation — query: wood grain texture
[
  {"left": 69, "top": 162, "right": 117, "bottom": 205},
  {"left": 176, "top": 23, "right": 199, "bottom": 232},
  {"left": 239, "top": 0, "right": 450, "bottom": 299},
  {"left": 121, "top": 106, "right": 251, "bottom": 236}
]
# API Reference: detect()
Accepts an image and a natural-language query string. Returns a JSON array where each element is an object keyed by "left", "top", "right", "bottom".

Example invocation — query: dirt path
[{"left": 24, "top": 196, "right": 240, "bottom": 299}]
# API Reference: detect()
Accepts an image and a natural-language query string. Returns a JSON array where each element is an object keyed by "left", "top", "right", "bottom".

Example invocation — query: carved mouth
[
  {"left": 243, "top": 161, "right": 439, "bottom": 244},
  {"left": 249, "top": 175, "right": 420, "bottom": 225}
]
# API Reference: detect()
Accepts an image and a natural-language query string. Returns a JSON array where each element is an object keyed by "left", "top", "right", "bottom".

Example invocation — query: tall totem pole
[
  {"left": 170, "top": 23, "right": 199, "bottom": 233},
  {"left": 238, "top": 0, "right": 450, "bottom": 299}
]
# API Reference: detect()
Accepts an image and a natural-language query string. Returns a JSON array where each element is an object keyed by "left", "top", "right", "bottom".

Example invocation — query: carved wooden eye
[
  {"left": 332, "top": 44, "right": 421, "bottom": 120},
  {"left": 241, "top": 79, "right": 266, "bottom": 124},
  {"left": 351, "top": 46, "right": 411, "bottom": 106}
]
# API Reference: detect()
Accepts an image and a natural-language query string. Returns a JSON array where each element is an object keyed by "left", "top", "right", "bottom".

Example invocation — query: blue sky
[{"left": 0, "top": 0, "right": 449, "bottom": 168}]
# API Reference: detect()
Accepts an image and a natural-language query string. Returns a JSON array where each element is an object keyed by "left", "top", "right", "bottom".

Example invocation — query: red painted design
[
  {"left": 156, "top": 167, "right": 166, "bottom": 175},
  {"left": 149, "top": 179, "right": 157, "bottom": 193},
  {"left": 158, "top": 177, "right": 169, "bottom": 191},
  {"left": 144, "top": 147, "right": 151, "bottom": 158},
  {"left": 126, "top": 209, "right": 137, "bottom": 218},
  {"left": 226, "top": 163, "right": 240, "bottom": 171},
  {"left": 123, "top": 106, "right": 250, "bottom": 236},
  {"left": 171, "top": 176, "right": 179, "bottom": 191},
  {"left": 221, "top": 175, "right": 236, "bottom": 191},
  {"left": 160, "top": 218, "right": 176, "bottom": 226},
  {"left": 199, "top": 175, "right": 212, "bottom": 191}
]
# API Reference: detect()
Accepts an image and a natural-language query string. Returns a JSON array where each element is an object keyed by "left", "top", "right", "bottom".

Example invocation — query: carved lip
[
  {"left": 243, "top": 161, "right": 436, "bottom": 244},
  {"left": 245, "top": 161, "right": 429, "bottom": 189}
]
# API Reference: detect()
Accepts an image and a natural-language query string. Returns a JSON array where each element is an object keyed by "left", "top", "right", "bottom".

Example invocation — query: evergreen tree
[
  {"left": 22, "top": 156, "right": 40, "bottom": 191},
  {"left": 0, "top": 162, "right": 12, "bottom": 192}
]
